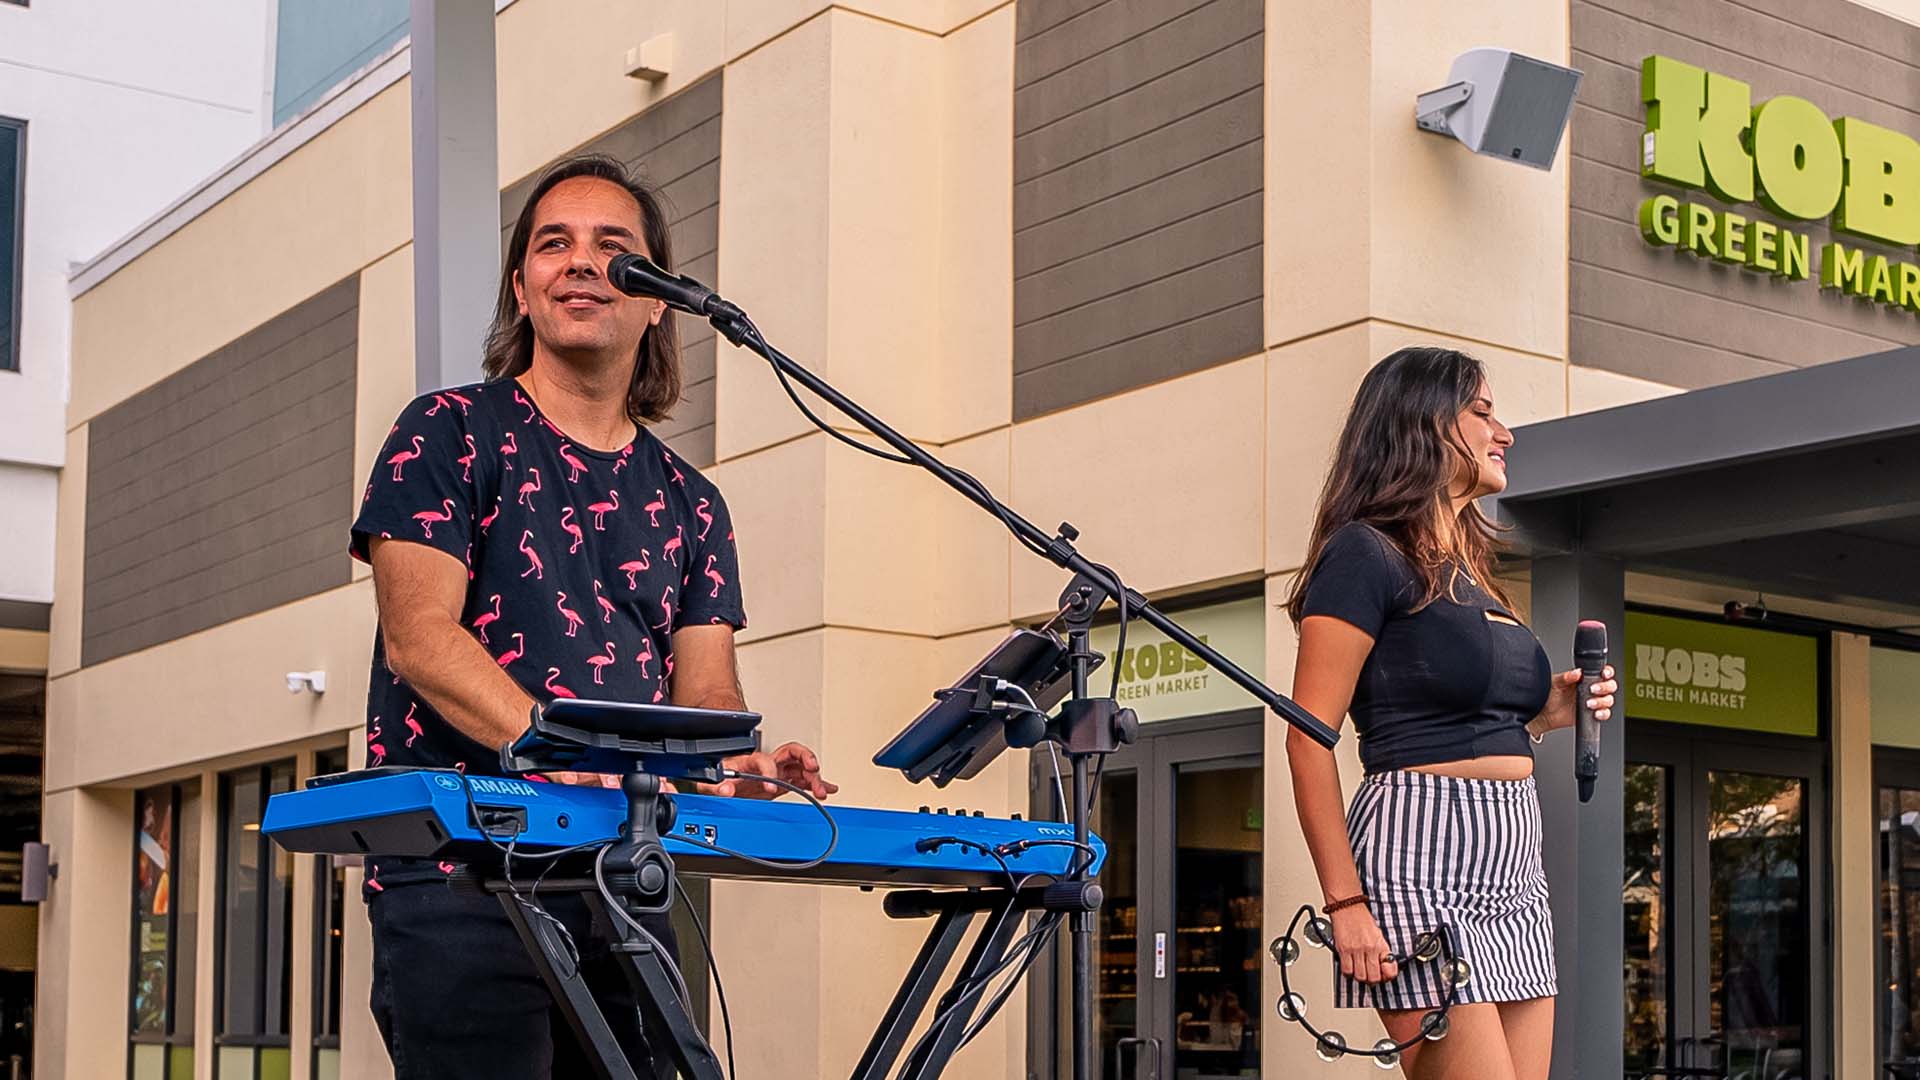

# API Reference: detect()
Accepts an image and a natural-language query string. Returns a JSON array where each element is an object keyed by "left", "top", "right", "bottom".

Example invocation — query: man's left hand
[{"left": 708, "top": 742, "right": 838, "bottom": 800}]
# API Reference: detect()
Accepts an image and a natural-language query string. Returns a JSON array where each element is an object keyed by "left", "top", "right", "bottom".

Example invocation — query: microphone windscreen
[{"left": 1574, "top": 620, "right": 1607, "bottom": 659}]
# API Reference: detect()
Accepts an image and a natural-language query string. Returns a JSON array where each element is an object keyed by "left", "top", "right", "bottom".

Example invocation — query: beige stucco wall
[{"left": 40, "top": 1, "right": 1899, "bottom": 1079}]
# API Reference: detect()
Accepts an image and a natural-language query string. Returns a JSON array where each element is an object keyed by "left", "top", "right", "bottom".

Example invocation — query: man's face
[{"left": 512, "top": 176, "right": 666, "bottom": 365}]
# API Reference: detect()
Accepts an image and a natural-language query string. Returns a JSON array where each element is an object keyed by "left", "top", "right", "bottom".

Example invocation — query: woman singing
[{"left": 1283, "top": 347, "right": 1617, "bottom": 1080}]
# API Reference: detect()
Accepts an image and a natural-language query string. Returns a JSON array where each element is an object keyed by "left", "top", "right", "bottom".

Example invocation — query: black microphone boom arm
[{"left": 604, "top": 261, "right": 1340, "bottom": 750}]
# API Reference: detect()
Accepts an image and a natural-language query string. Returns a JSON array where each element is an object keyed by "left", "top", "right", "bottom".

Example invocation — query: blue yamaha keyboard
[{"left": 262, "top": 768, "right": 1104, "bottom": 889}]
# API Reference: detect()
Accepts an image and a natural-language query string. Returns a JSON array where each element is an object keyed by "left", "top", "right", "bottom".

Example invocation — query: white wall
[{"left": 0, "top": 0, "right": 271, "bottom": 603}]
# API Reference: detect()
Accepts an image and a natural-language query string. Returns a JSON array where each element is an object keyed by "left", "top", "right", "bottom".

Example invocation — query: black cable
[
  {"left": 671, "top": 769, "right": 839, "bottom": 870},
  {"left": 959, "top": 913, "right": 1064, "bottom": 1048},
  {"left": 592, "top": 844, "right": 694, "bottom": 1009},
  {"left": 892, "top": 910, "right": 1063, "bottom": 1078},
  {"left": 682, "top": 880, "right": 735, "bottom": 1079}
]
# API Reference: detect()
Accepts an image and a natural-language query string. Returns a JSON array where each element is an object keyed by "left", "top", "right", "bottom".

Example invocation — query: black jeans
[{"left": 368, "top": 879, "right": 681, "bottom": 1079}]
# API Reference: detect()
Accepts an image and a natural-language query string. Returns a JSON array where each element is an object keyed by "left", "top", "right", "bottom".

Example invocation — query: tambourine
[{"left": 1269, "top": 904, "right": 1470, "bottom": 1068}]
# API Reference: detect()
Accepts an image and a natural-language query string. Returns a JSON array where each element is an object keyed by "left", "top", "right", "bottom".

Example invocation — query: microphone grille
[{"left": 1574, "top": 620, "right": 1608, "bottom": 654}]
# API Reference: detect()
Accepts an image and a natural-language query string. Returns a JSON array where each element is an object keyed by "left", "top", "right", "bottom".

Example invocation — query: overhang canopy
[{"left": 1495, "top": 345, "right": 1920, "bottom": 611}]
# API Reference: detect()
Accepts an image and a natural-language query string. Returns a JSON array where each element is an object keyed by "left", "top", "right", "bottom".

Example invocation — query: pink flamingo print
[
  {"left": 664, "top": 653, "right": 674, "bottom": 682},
  {"left": 587, "top": 490, "right": 620, "bottom": 530},
  {"left": 516, "top": 467, "right": 542, "bottom": 512},
  {"left": 425, "top": 393, "right": 452, "bottom": 416},
  {"left": 545, "top": 668, "right": 578, "bottom": 699},
  {"left": 614, "top": 445, "right": 633, "bottom": 473},
  {"left": 388, "top": 435, "right": 425, "bottom": 481},
  {"left": 403, "top": 702, "right": 424, "bottom": 747},
  {"left": 695, "top": 497, "right": 713, "bottom": 540},
  {"left": 618, "top": 549, "right": 651, "bottom": 589},
  {"left": 556, "top": 592, "right": 585, "bottom": 638},
  {"left": 587, "top": 642, "right": 616, "bottom": 685},
  {"left": 703, "top": 554, "right": 727, "bottom": 598},
  {"left": 634, "top": 637, "right": 654, "bottom": 678},
  {"left": 662, "top": 525, "right": 684, "bottom": 567},
  {"left": 643, "top": 490, "right": 666, "bottom": 527},
  {"left": 560, "top": 506, "right": 584, "bottom": 554},
  {"left": 472, "top": 594, "right": 502, "bottom": 643},
  {"left": 559, "top": 443, "right": 589, "bottom": 483},
  {"left": 446, "top": 389, "right": 474, "bottom": 413},
  {"left": 367, "top": 865, "right": 383, "bottom": 892},
  {"left": 479, "top": 501, "right": 500, "bottom": 533},
  {"left": 413, "top": 498, "right": 456, "bottom": 539},
  {"left": 664, "top": 451, "right": 685, "bottom": 486},
  {"left": 500, "top": 431, "right": 517, "bottom": 469},
  {"left": 496, "top": 631, "right": 526, "bottom": 667},
  {"left": 367, "top": 718, "right": 386, "bottom": 767},
  {"left": 653, "top": 585, "right": 676, "bottom": 631},
  {"left": 592, "top": 580, "right": 615, "bottom": 623},
  {"left": 457, "top": 434, "right": 477, "bottom": 481},
  {"left": 515, "top": 388, "right": 537, "bottom": 423},
  {"left": 518, "top": 530, "right": 544, "bottom": 579}
]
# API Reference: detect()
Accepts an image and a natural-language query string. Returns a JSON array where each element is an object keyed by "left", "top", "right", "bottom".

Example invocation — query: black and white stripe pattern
[{"left": 1334, "top": 770, "right": 1557, "bottom": 1009}]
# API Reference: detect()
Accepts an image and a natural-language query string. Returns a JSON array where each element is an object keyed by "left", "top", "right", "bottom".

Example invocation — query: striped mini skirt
[{"left": 1333, "top": 770, "right": 1557, "bottom": 1009}]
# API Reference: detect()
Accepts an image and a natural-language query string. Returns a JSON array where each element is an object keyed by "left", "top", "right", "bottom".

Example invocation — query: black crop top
[{"left": 1300, "top": 522, "right": 1553, "bottom": 774}]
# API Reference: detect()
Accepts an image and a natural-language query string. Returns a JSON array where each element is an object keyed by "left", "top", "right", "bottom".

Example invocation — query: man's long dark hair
[
  {"left": 482, "top": 155, "right": 682, "bottom": 423},
  {"left": 1283, "top": 346, "right": 1517, "bottom": 624}
]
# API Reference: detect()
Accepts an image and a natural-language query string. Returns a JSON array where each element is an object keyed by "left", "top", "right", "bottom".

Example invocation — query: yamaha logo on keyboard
[
  {"left": 433, "top": 775, "right": 463, "bottom": 791},
  {"left": 465, "top": 776, "right": 541, "bottom": 798}
]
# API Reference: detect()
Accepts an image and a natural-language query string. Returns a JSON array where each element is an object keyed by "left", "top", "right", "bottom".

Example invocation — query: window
[
  {"left": 130, "top": 780, "right": 201, "bottom": 1080},
  {"left": 215, "top": 761, "right": 294, "bottom": 1080},
  {"left": 0, "top": 117, "right": 22, "bottom": 372},
  {"left": 310, "top": 748, "right": 347, "bottom": 1080}
]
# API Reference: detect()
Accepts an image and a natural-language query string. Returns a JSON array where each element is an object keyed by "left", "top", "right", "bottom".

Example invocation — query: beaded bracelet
[{"left": 1322, "top": 892, "right": 1369, "bottom": 915}]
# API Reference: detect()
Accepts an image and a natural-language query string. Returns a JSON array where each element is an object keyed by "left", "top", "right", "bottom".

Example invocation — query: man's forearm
[{"left": 386, "top": 614, "right": 537, "bottom": 754}]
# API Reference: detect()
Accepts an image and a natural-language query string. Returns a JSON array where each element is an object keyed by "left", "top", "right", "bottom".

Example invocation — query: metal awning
[{"left": 1495, "top": 344, "right": 1920, "bottom": 611}]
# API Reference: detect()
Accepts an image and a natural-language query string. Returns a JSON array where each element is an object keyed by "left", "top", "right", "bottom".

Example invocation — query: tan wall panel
[
  {"left": 35, "top": 787, "right": 135, "bottom": 1080},
  {"left": 1009, "top": 357, "right": 1265, "bottom": 618},
  {"left": 49, "top": 426, "right": 86, "bottom": 678},
  {"left": 353, "top": 246, "right": 419, "bottom": 586},
  {"left": 45, "top": 583, "right": 372, "bottom": 793},
  {"left": 68, "top": 85, "right": 411, "bottom": 428},
  {"left": 1368, "top": 0, "right": 1571, "bottom": 360},
  {"left": 0, "top": 630, "right": 47, "bottom": 675},
  {"left": 709, "top": 434, "right": 827, "bottom": 644},
  {"left": 1266, "top": 0, "right": 1370, "bottom": 346},
  {"left": 494, "top": 0, "right": 727, "bottom": 187},
  {"left": 715, "top": 13, "right": 833, "bottom": 459},
  {"left": 934, "top": 5, "right": 1016, "bottom": 443},
  {"left": 723, "top": 0, "right": 1003, "bottom": 59},
  {"left": 1832, "top": 632, "right": 1875, "bottom": 1080},
  {"left": 1568, "top": 364, "right": 1681, "bottom": 415}
]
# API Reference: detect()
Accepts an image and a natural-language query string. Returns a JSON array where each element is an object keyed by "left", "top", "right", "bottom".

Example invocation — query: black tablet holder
[{"left": 473, "top": 699, "right": 761, "bottom": 1080}]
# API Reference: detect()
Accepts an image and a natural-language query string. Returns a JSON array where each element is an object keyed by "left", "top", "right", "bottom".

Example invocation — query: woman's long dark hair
[
  {"left": 482, "top": 154, "right": 682, "bottom": 424},
  {"left": 1283, "top": 346, "right": 1517, "bottom": 624}
]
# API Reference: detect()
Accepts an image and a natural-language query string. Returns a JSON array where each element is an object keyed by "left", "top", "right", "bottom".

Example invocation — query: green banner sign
[
  {"left": 1088, "top": 597, "right": 1264, "bottom": 724},
  {"left": 1625, "top": 611, "right": 1819, "bottom": 736}
]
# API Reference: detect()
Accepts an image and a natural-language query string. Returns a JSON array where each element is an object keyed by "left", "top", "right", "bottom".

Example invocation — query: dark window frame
[
  {"left": 1873, "top": 744, "right": 1920, "bottom": 1072},
  {"left": 213, "top": 761, "right": 297, "bottom": 1077},
  {"left": 310, "top": 747, "right": 348, "bottom": 1076},
  {"left": 0, "top": 115, "right": 23, "bottom": 373},
  {"left": 127, "top": 780, "right": 199, "bottom": 1079}
]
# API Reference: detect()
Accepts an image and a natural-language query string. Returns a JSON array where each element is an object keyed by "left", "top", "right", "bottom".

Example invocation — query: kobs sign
[{"left": 1638, "top": 54, "right": 1920, "bottom": 309}]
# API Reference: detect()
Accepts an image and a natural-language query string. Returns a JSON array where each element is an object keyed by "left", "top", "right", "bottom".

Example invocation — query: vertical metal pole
[
  {"left": 1068, "top": 626, "right": 1094, "bottom": 1080},
  {"left": 410, "top": 0, "right": 498, "bottom": 393}
]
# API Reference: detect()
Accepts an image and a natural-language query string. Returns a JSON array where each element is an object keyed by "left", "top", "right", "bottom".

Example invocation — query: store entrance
[
  {"left": 1623, "top": 723, "right": 1828, "bottom": 1080},
  {"left": 1031, "top": 711, "right": 1264, "bottom": 1080}
]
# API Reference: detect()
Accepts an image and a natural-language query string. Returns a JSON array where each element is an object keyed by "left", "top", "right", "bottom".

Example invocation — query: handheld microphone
[
  {"left": 606, "top": 252, "right": 738, "bottom": 320},
  {"left": 1573, "top": 621, "right": 1608, "bottom": 804}
]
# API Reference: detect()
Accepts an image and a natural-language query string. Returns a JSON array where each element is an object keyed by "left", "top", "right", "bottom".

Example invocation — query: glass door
[
  {"left": 1624, "top": 726, "right": 1826, "bottom": 1080},
  {"left": 1031, "top": 712, "right": 1264, "bottom": 1080}
]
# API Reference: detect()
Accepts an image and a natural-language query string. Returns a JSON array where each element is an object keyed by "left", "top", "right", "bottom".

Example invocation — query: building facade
[{"left": 30, "top": 1, "right": 1920, "bottom": 1079}]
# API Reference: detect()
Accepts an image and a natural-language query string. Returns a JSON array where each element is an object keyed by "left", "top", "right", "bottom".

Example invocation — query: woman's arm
[{"left": 1287, "top": 614, "right": 1398, "bottom": 984}]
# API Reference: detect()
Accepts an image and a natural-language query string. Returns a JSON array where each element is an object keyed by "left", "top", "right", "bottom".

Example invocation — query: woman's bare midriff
[{"left": 1407, "top": 755, "right": 1534, "bottom": 781}]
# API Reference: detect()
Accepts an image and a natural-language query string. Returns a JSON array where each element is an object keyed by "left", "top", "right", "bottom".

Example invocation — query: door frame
[
  {"left": 1626, "top": 719, "right": 1830, "bottom": 1078},
  {"left": 1026, "top": 708, "right": 1263, "bottom": 1080},
  {"left": 1870, "top": 744, "right": 1920, "bottom": 1068}
]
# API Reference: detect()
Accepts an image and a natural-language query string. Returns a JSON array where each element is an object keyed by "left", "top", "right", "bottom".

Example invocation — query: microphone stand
[{"left": 658, "top": 286, "right": 1339, "bottom": 1080}]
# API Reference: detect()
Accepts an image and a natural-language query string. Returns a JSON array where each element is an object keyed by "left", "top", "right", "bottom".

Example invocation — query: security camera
[{"left": 1416, "top": 48, "right": 1582, "bottom": 170}]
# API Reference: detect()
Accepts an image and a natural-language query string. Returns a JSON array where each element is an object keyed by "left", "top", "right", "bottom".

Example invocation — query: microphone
[
  {"left": 1573, "top": 621, "right": 1607, "bottom": 804},
  {"left": 606, "top": 253, "right": 737, "bottom": 320}
]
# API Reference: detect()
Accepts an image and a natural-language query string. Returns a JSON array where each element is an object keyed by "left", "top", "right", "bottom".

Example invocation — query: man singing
[{"left": 351, "top": 154, "right": 834, "bottom": 1077}]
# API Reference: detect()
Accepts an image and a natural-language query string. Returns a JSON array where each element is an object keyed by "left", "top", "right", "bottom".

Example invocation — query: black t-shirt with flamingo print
[{"left": 350, "top": 379, "right": 744, "bottom": 884}]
